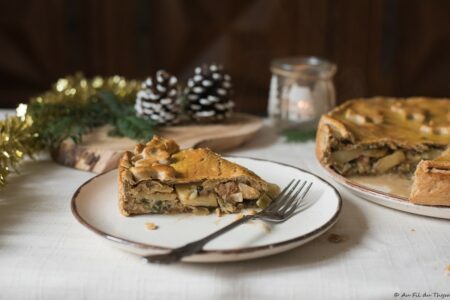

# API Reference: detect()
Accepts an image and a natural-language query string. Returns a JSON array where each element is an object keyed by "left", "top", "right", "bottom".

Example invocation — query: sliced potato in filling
[
  {"left": 329, "top": 146, "right": 446, "bottom": 176},
  {"left": 331, "top": 148, "right": 388, "bottom": 163},
  {"left": 149, "top": 180, "right": 273, "bottom": 213},
  {"left": 373, "top": 150, "right": 405, "bottom": 173},
  {"left": 175, "top": 185, "right": 218, "bottom": 207}
]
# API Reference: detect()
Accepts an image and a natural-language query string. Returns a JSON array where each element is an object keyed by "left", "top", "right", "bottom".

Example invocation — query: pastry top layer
[
  {"left": 119, "top": 135, "right": 268, "bottom": 190},
  {"left": 322, "top": 97, "right": 450, "bottom": 147}
]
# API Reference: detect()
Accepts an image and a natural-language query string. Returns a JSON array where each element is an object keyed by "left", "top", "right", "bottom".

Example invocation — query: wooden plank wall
[{"left": 0, "top": 0, "right": 449, "bottom": 114}]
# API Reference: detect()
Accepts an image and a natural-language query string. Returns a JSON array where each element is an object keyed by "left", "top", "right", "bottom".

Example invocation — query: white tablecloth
[{"left": 1, "top": 110, "right": 449, "bottom": 299}]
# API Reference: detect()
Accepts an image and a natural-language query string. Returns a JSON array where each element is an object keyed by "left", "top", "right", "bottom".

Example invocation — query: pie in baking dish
[
  {"left": 316, "top": 97, "right": 450, "bottom": 206},
  {"left": 118, "top": 136, "right": 279, "bottom": 216}
]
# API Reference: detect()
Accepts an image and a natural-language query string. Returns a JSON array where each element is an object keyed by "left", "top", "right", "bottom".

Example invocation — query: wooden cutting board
[{"left": 51, "top": 113, "right": 263, "bottom": 173}]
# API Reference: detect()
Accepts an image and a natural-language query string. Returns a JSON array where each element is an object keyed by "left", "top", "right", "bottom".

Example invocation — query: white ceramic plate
[
  {"left": 72, "top": 157, "right": 342, "bottom": 263},
  {"left": 319, "top": 163, "right": 450, "bottom": 219}
]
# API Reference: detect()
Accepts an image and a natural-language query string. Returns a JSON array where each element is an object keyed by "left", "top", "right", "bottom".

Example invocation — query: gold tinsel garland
[
  {"left": 32, "top": 73, "right": 140, "bottom": 105},
  {"left": 0, "top": 73, "right": 141, "bottom": 188},
  {"left": 0, "top": 116, "right": 38, "bottom": 186}
]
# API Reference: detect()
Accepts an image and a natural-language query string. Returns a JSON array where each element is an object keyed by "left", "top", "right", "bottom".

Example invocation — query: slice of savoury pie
[
  {"left": 118, "top": 136, "right": 279, "bottom": 216},
  {"left": 316, "top": 97, "right": 450, "bottom": 206}
]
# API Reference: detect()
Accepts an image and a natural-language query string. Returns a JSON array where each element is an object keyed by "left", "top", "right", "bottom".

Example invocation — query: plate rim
[
  {"left": 71, "top": 156, "right": 343, "bottom": 255},
  {"left": 317, "top": 161, "right": 450, "bottom": 211}
]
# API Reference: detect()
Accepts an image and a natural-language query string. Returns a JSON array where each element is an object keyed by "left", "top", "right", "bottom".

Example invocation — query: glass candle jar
[{"left": 268, "top": 56, "right": 337, "bottom": 130}]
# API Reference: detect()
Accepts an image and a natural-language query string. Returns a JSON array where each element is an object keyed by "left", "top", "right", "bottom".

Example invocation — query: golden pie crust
[
  {"left": 119, "top": 136, "right": 278, "bottom": 216},
  {"left": 316, "top": 97, "right": 450, "bottom": 206}
]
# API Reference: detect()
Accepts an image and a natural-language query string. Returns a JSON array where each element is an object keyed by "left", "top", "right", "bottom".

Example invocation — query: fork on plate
[{"left": 144, "top": 179, "right": 313, "bottom": 264}]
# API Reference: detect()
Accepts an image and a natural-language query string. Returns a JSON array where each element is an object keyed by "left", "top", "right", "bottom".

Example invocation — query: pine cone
[
  {"left": 135, "top": 70, "right": 180, "bottom": 125},
  {"left": 185, "top": 64, "right": 234, "bottom": 122}
]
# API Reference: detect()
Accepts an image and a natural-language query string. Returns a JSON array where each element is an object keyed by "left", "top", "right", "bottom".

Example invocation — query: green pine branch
[
  {"left": 282, "top": 128, "right": 317, "bottom": 142},
  {"left": 25, "top": 91, "right": 155, "bottom": 150}
]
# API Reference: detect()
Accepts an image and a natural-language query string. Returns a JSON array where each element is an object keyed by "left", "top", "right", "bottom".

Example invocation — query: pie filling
[
  {"left": 123, "top": 180, "right": 276, "bottom": 215},
  {"left": 329, "top": 145, "right": 445, "bottom": 176}
]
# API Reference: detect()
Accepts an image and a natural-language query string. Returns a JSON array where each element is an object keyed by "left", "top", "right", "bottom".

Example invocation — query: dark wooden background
[{"left": 0, "top": 0, "right": 449, "bottom": 114}]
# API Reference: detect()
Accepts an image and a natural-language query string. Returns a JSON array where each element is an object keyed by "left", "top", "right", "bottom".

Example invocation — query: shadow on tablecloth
[{"left": 169, "top": 195, "right": 367, "bottom": 279}]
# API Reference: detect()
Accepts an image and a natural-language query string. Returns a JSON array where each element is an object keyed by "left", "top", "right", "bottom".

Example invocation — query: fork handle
[{"left": 144, "top": 215, "right": 255, "bottom": 264}]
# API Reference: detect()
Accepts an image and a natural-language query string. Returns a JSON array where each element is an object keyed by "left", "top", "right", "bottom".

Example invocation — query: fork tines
[{"left": 267, "top": 179, "right": 313, "bottom": 217}]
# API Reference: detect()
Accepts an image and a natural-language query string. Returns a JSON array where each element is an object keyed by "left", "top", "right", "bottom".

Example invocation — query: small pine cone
[
  {"left": 135, "top": 70, "right": 181, "bottom": 125},
  {"left": 185, "top": 64, "right": 234, "bottom": 122}
]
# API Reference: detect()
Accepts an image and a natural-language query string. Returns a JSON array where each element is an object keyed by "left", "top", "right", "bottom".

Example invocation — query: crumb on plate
[
  {"left": 258, "top": 221, "right": 271, "bottom": 233},
  {"left": 145, "top": 222, "right": 158, "bottom": 230}
]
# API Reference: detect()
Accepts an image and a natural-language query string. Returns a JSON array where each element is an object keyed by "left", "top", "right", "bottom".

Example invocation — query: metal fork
[{"left": 144, "top": 179, "right": 313, "bottom": 264}]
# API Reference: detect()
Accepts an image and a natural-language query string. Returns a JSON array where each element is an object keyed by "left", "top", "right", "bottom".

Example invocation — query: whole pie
[
  {"left": 316, "top": 97, "right": 450, "bottom": 206},
  {"left": 118, "top": 136, "right": 279, "bottom": 216}
]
